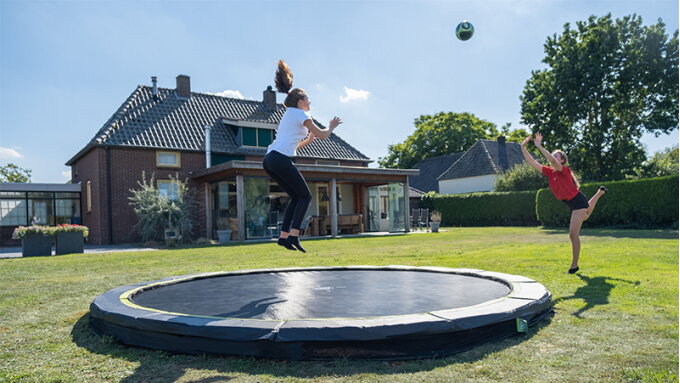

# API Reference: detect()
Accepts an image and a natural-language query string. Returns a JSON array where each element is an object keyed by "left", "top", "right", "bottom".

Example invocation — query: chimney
[
  {"left": 176, "top": 75, "right": 191, "bottom": 98},
  {"left": 151, "top": 76, "right": 158, "bottom": 100},
  {"left": 263, "top": 85, "right": 276, "bottom": 110},
  {"left": 204, "top": 125, "right": 212, "bottom": 168},
  {"left": 497, "top": 136, "right": 508, "bottom": 171}
]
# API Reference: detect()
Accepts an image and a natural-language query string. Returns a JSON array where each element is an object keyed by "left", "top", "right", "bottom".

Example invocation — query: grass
[{"left": 0, "top": 227, "right": 677, "bottom": 383}]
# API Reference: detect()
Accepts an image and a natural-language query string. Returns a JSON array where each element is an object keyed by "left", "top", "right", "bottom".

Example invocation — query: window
[
  {"left": 158, "top": 180, "right": 179, "bottom": 200},
  {"left": 316, "top": 160, "right": 340, "bottom": 166},
  {"left": 0, "top": 199, "right": 27, "bottom": 226},
  {"left": 156, "top": 151, "right": 181, "bottom": 168},
  {"left": 86, "top": 180, "right": 92, "bottom": 212},
  {"left": 241, "top": 127, "right": 274, "bottom": 147}
]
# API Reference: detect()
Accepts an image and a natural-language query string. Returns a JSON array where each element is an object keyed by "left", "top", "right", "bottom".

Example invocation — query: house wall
[
  {"left": 73, "top": 147, "right": 208, "bottom": 244},
  {"left": 438, "top": 174, "right": 497, "bottom": 195}
]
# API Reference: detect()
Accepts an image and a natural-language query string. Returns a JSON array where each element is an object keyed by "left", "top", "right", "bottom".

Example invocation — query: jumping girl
[
  {"left": 263, "top": 60, "right": 342, "bottom": 252},
  {"left": 521, "top": 133, "right": 607, "bottom": 274}
]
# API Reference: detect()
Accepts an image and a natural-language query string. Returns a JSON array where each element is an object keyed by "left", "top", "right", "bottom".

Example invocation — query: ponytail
[{"left": 274, "top": 59, "right": 307, "bottom": 108}]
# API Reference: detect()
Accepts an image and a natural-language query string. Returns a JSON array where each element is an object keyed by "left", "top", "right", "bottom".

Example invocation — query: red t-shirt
[{"left": 542, "top": 165, "right": 579, "bottom": 201}]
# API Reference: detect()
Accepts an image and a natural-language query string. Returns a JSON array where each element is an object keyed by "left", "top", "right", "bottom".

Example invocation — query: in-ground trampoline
[{"left": 90, "top": 266, "right": 552, "bottom": 360}]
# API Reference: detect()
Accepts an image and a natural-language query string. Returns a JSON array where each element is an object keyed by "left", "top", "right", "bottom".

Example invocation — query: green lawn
[{"left": 0, "top": 227, "right": 677, "bottom": 383}]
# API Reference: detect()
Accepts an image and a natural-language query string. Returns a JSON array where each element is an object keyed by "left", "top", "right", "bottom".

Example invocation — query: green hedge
[
  {"left": 420, "top": 191, "right": 539, "bottom": 226},
  {"left": 536, "top": 176, "right": 679, "bottom": 228}
]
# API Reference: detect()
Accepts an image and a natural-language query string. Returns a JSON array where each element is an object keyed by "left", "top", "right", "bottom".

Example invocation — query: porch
[{"left": 191, "top": 161, "right": 419, "bottom": 241}]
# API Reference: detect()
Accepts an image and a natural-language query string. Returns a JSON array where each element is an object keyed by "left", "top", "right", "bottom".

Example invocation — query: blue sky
[{"left": 1, "top": 0, "right": 677, "bottom": 183}]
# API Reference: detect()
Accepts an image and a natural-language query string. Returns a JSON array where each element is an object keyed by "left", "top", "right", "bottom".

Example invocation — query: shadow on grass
[
  {"left": 540, "top": 228, "right": 678, "bottom": 240},
  {"left": 553, "top": 274, "right": 640, "bottom": 318},
  {"left": 71, "top": 312, "right": 552, "bottom": 382}
]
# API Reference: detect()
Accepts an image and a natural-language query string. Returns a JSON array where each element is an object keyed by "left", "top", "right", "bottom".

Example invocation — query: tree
[
  {"left": 128, "top": 172, "right": 197, "bottom": 244},
  {"left": 494, "top": 162, "right": 549, "bottom": 192},
  {"left": 520, "top": 14, "right": 678, "bottom": 182},
  {"left": 378, "top": 112, "right": 499, "bottom": 169},
  {"left": 635, "top": 145, "right": 679, "bottom": 178},
  {"left": 0, "top": 163, "right": 31, "bottom": 183}
]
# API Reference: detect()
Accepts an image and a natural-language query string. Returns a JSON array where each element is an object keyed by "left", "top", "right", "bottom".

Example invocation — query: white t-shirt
[{"left": 267, "top": 107, "right": 312, "bottom": 157}]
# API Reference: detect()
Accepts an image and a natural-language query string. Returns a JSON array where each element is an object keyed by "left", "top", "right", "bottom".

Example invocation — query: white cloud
[
  {"left": 62, "top": 170, "right": 71, "bottom": 179},
  {"left": 0, "top": 147, "right": 23, "bottom": 159},
  {"left": 339, "top": 87, "right": 370, "bottom": 103},
  {"left": 210, "top": 89, "right": 245, "bottom": 99}
]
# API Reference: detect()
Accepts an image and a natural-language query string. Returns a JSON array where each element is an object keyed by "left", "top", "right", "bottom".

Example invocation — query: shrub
[
  {"left": 54, "top": 224, "right": 89, "bottom": 238},
  {"left": 494, "top": 162, "right": 548, "bottom": 192},
  {"left": 421, "top": 191, "right": 539, "bottom": 226},
  {"left": 537, "top": 176, "right": 679, "bottom": 228},
  {"left": 128, "top": 172, "right": 197, "bottom": 244}
]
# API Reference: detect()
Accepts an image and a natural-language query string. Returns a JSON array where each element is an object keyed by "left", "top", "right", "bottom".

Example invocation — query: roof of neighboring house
[
  {"left": 438, "top": 139, "right": 525, "bottom": 181},
  {"left": 66, "top": 85, "right": 370, "bottom": 165},
  {"left": 409, "top": 152, "right": 464, "bottom": 193}
]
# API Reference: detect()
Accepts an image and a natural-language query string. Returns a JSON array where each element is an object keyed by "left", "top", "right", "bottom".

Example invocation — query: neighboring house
[
  {"left": 409, "top": 152, "right": 464, "bottom": 193},
  {"left": 64, "top": 75, "right": 418, "bottom": 245},
  {"left": 437, "top": 137, "right": 525, "bottom": 194}
]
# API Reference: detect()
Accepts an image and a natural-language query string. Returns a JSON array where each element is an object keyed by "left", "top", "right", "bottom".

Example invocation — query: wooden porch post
[
  {"left": 330, "top": 178, "right": 338, "bottom": 236},
  {"left": 236, "top": 175, "right": 245, "bottom": 241},
  {"left": 403, "top": 177, "right": 410, "bottom": 233}
]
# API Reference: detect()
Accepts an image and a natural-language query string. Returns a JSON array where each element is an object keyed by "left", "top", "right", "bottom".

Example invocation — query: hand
[
  {"left": 533, "top": 132, "right": 543, "bottom": 147},
  {"left": 329, "top": 116, "right": 343, "bottom": 130},
  {"left": 521, "top": 136, "right": 532, "bottom": 147}
]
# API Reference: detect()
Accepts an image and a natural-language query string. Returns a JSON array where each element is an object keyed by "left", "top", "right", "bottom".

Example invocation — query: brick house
[{"left": 65, "top": 75, "right": 417, "bottom": 245}]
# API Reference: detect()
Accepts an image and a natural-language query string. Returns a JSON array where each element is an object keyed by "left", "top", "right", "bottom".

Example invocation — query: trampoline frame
[{"left": 90, "top": 265, "right": 552, "bottom": 360}]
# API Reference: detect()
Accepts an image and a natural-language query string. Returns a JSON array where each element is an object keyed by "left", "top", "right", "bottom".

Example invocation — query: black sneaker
[
  {"left": 568, "top": 267, "right": 579, "bottom": 274},
  {"left": 599, "top": 186, "right": 607, "bottom": 193}
]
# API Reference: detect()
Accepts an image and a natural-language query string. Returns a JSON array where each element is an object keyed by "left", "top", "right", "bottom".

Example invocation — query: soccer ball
[{"left": 455, "top": 21, "right": 474, "bottom": 41}]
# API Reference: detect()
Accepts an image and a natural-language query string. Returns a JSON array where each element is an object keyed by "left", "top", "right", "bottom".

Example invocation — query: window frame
[{"left": 156, "top": 151, "right": 181, "bottom": 168}]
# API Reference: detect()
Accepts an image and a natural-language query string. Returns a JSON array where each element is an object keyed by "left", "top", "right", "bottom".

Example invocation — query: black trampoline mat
[{"left": 131, "top": 270, "right": 511, "bottom": 319}]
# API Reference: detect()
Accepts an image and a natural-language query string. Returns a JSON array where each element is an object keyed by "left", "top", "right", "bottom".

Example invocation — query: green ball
[{"left": 455, "top": 21, "right": 474, "bottom": 41}]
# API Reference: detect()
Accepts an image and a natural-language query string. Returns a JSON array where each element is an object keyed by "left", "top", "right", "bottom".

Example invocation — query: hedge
[
  {"left": 537, "top": 175, "right": 679, "bottom": 228},
  {"left": 420, "top": 191, "right": 539, "bottom": 226}
]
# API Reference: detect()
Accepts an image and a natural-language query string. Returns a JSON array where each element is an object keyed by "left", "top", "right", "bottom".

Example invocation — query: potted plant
[
  {"left": 216, "top": 217, "right": 232, "bottom": 244},
  {"left": 55, "top": 224, "right": 89, "bottom": 255},
  {"left": 12, "top": 225, "right": 55, "bottom": 257},
  {"left": 430, "top": 210, "right": 442, "bottom": 233}
]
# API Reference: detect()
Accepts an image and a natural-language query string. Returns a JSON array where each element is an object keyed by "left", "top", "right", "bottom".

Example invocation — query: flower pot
[
  {"left": 55, "top": 231, "right": 84, "bottom": 255},
  {"left": 22, "top": 233, "right": 53, "bottom": 257},
  {"left": 430, "top": 222, "right": 440, "bottom": 233},
  {"left": 216, "top": 229, "right": 232, "bottom": 244}
]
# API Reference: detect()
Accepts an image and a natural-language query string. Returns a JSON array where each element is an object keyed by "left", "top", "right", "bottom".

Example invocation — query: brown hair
[
  {"left": 274, "top": 60, "right": 307, "bottom": 108},
  {"left": 552, "top": 150, "right": 580, "bottom": 189}
]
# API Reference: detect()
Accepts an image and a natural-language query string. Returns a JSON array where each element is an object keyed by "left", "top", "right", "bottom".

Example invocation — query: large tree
[
  {"left": 0, "top": 163, "right": 31, "bottom": 183},
  {"left": 520, "top": 14, "right": 678, "bottom": 181},
  {"left": 379, "top": 112, "right": 500, "bottom": 169}
]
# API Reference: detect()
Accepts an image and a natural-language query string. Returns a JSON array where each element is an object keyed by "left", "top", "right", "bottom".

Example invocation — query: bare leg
[
  {"left": 583, "top": 188, "right": 606, "bottom": 221},
  {"left": 569, "top": 209, "right": 588, "bottom": 270},
  {"left": 279, "top": 231, "right": 289, "bottom": 239}
]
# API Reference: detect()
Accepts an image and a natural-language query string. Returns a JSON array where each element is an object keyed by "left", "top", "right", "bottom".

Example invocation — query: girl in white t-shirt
[{"left": 263, "top": 60, "right": 342, "bottom": 252}]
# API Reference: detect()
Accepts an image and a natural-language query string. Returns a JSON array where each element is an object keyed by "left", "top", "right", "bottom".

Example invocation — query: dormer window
[{"left": 241, "top": 127, "right": 274, "bottom": 148}]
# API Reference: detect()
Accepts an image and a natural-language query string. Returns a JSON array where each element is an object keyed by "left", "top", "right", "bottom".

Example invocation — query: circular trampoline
[{"left": 89, "top": 266, "right": 552, "bottom": 360}]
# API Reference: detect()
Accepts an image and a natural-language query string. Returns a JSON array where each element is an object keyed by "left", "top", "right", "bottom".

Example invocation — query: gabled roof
[
  {"left": 409, "top": 152, "right": 464, "bottom": 193},
  {"left": 438, "top": 139, "right": 525, "bottom": 181},
  {"left": 66, "top": 85, "right": 370, "bottom": 165}
]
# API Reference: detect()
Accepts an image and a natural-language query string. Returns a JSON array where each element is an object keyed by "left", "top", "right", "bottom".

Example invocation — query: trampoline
[{"left": 89, "top": 266, "right": 552, "bottom": 360}]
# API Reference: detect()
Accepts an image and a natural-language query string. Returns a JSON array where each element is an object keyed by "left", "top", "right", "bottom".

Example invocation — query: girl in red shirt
[{"left": 521, "top": 133, "right": 607, "bottom": 274}]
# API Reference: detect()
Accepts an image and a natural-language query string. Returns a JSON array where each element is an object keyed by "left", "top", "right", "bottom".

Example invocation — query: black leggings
[{"left": 262, "top": 150, "right": 312, "bottom": 232}]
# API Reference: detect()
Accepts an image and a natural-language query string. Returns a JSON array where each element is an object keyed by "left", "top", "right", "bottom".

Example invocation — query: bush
[
  {"left": 537, "top": 176, "right": 679, "bottom": 228},
  {"left": 54, "top": 224, "right": 89, "bottom": 238},
  {"left": 11, "top": 225, "right": 55, "bottom": 239},
  {"left": 421, "top": 191, "right": 539, "bottom": 226},
  {"left": 494, "top": 162, "right": 548, "bottom": 192},
  {"left": 128, "top": 172, "right": 197, "bottom": 244}
]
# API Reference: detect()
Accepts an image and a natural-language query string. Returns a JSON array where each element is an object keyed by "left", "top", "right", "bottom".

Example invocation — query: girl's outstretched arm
[
  {"left": 303, "top": 117, "right": 342, "bottom": 139},
  {"left": 534, "top": 133, "right": 563, "bottom": 171},
  {"left": 521, "top": 136, "right": 543, "bottom": 172}
]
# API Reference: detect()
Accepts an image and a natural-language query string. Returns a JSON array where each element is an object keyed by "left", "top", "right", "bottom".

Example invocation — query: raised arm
[
  {"left": 303, "top": 117, "right": 342, "bottom": 139},
  {"left": 533, "top": 133, "right": 563, "bottom": 172},
  {"left": 521, "top": 136, "right": 543, "bottom": 172}
]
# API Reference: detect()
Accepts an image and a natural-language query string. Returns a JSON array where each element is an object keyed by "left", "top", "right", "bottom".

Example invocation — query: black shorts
[{"left": 563, "top": 191, "right": 589, "bottom": 211}]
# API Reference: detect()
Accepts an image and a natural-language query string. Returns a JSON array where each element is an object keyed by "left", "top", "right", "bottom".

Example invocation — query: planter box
[
  {"left": 22, "top": 233, "right": 53, "bottom": 257},
  {"left": 216, "top": 230, "right": 232, "bottom": 244},
  {"left": 55, "top": 231, "right": 84, "bottom": 255},
  {"left": 430, "top": 222, "right": 440, "bottom": 233}
]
